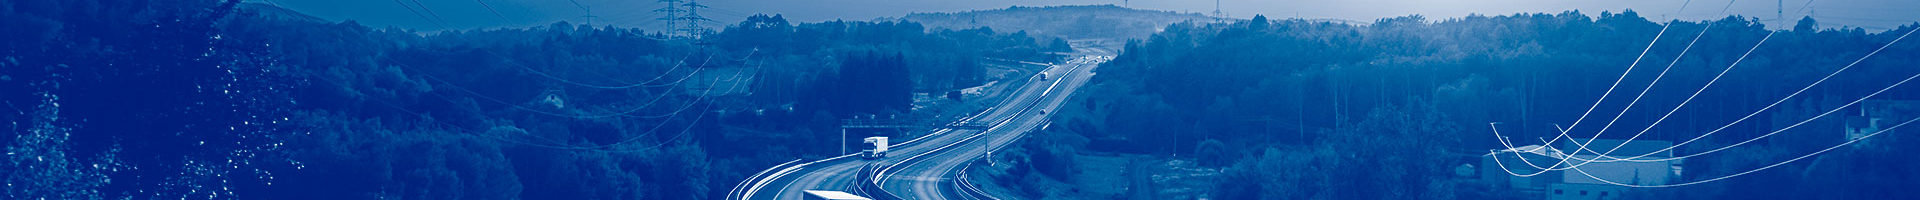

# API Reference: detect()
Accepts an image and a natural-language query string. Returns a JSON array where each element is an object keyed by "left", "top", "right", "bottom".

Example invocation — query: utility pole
[
  {"left": 842, "top": 127, "right": 849, "bottom": 155},
  {"left": 679, "top": 0, "right": 714, "bottom": 38},
  {"left": 656, "top": 0, "right": 685, "bottom": 38}
]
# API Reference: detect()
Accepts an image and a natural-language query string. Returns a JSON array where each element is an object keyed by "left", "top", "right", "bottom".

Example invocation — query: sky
[{"left": 256, "top": 0, "right": 1919, "bottom": 32}]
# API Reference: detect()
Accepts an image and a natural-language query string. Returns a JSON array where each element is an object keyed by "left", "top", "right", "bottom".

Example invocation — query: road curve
[
  {"left": 877, "top": 47, "right": 1108, "bottom": 200},
  {"left": 739, "top": 45, "right": 1108, "bottom": 200}
]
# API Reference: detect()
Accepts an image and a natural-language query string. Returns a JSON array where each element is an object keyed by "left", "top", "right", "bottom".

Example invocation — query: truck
[
  {"left": 1037, "top": 72, "right": 1049, "bottom": 80},
  {"left": 861, "top": 136, "right": 889, "bottom": 159},
  {"left": 803, "top": 190, "right": 872, "bottom": 200}
]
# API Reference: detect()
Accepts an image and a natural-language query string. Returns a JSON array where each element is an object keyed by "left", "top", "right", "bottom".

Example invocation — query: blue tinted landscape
[{"left": 3, "top": 0, "right": 1916, "bottom": 199}]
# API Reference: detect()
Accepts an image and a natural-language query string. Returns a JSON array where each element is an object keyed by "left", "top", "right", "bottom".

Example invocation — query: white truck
[
  {"left": 861, "top": 136, "right": 889, "bottom": 159},
  {"left": 803, "top": 190, "right": 872, "bottom": 200}
]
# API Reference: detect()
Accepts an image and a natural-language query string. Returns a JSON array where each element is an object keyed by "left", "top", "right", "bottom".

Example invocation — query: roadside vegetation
[
  {"left": 995, "top": 11, "right": 1920, "bottom": 199},
  {"left": 1, "top": 1, "right": 1064, "bottom": 199}
]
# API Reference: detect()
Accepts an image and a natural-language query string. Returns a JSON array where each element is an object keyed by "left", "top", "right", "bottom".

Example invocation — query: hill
[
  {"left": 903, "top": 5, "right": 1221, "bottom": 40},
  {"left": 236, "top": 2, "right": 325, "bottom": 23}
]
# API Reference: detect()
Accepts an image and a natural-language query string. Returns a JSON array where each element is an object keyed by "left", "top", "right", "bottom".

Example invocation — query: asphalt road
[
  {"left": 739, "top": 44, "right": 1112, "bottom": 200},
  {"left": 877, "top": 47, "right": 1108, "bottom": 200}
]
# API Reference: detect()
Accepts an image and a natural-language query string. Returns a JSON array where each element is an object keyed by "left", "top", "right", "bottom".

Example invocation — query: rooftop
[{"left": 1555, "top": 139, "right": 1673, "bottom": 158}]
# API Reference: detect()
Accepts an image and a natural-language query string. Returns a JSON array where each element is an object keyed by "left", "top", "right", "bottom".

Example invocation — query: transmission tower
[
  {"left": 656, "top": 0, "right": 685, "bottom": 38},
  {"left": 580, "top": 5, "right": 599, "bottom": 25},
  {"left": 678, "top": 0, "right": 714, "bottom": 38},
  {"left": 1211, "top": 0, "right": 1228, "bottom": 22}
]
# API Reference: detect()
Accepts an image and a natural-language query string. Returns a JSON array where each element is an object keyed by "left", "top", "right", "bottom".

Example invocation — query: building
[
  {"left": 1482, "top": 139, "right": 1682, "bottom": 200},
  {"left": 1481, "top": 144, "right": 1565, "bottom": 192},
  {"left": 1845, "top": 100, "right": 1920, "bottom": 149}
]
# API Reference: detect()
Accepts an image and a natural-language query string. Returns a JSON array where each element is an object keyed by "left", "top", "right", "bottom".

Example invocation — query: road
[
  {"left": 877, "top": 45, "right": 1107, "bottom": 200},
  {"left": 738, "top": 43, "right": 1112, "bottom": 200}
]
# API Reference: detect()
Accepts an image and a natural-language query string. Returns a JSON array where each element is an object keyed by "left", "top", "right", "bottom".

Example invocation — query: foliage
[
  {"left": 1215, "top": 100, "right": 1461, "bottom": 199},
  {"left": 904, "top": 5, "right": 1221, "bottom": 40},
  {"left": 5, "top": 2, "right": 1060, "bottom": 199},
  {"left": 1036, "top": 10, "right": 1920, "bottom": 198},
  {"left": 3, "top": 0, "right": 299, "bottom": 198}
]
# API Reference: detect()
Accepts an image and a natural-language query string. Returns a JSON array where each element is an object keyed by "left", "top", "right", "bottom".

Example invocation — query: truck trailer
[
  {"left": 803, "top": 190, "right": 872, "bottom": 200},
  {"left": 861, "top": 136, "right": 889, "bottom": 159}
]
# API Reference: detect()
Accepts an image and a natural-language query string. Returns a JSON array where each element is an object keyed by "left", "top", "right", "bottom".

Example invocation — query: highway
[
  {"left": 877, "top": 46, "right": 1106, "bottom": 200},
  {"left": 736, "top": 43, "right": 1112, "bottom": 200}
]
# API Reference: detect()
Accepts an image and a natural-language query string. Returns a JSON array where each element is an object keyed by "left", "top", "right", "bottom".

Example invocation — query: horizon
[{"left": 255, "top": 0, "right": 1918, "bottom": 32}]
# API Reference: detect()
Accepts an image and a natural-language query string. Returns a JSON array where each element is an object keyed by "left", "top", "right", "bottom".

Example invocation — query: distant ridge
[
  {"left": 902, "top": 5, "right": 1222, "bottom": 40},
  {"left": 236, "top": 2, "right": 326, "bottom": 23}
]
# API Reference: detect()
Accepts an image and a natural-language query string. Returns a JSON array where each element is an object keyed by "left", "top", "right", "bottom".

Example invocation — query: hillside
[
  {"left": 903, "top": 5, "right": 1222, "bottom": 40},
  {"left": 2, "top": 1, "right": 1064, "bottom": 199},
  {"left": 990, "top": 12, "right": 1920, "bottom": 199},
  {"left": 236, "top": 2, "right": 325, "bottom": 23}
]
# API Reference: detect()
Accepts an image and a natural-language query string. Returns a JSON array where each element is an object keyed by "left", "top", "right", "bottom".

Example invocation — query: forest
[
  {"left": 995, "top": 11, "right": 1920, "bottom": 199},
  {"left": 1, "top": 0, "right": 1064, "bottom": 199}
]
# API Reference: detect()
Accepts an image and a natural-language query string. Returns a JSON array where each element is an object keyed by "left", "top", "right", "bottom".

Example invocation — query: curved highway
[
  {"left": 737, "top": 44, "right": 1111, "bottom": 200},
  {"left": 879, "top": 46, "right": 1107, "bottom": 200}
]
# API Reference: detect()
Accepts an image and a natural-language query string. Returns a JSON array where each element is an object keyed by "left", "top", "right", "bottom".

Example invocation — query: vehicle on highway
[
  {"left": 861, "top": 136, "right": 889, "bottom": 159},
  {"left": 803, "top": 190, "right": 872, "bottom": 200}
]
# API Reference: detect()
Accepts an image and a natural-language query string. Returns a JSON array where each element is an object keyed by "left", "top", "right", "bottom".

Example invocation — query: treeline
[
  {"left": 904, "top": 5, "right": 1222, "bottom": 40},
  {"left": 1016, "top": 11, "right": 1920, "bottom": 199},
  {"left": 2, "top": 1, "right": 1062, "bottom": 199},
  {"left": 2, "top": 0, "right": 295, "bottom": 198}
]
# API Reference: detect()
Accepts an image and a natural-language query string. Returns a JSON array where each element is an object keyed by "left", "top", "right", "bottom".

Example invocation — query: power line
[
  {"left": 1491, "top": 6, "right": 1920, "bottom": 185},
  {"left": 1568, "top": 0, "right": 1741, "bottom": 158},
  {"left": 549, "top": 65, "right": 762, "bottom": 151},
  {"left": 382, "top": 56, "right": 758, "bottom": 151},
  {"left": 388, "top": 0, "right": 451, "bottom": 30},
  {"left": 1593, "top": 25, "right": 1919, "bottom": 163},
  {"left": 1575, "top": 31, "right": 1780, "bottom": 163},
  {"left": 391, "top": 48, "right": 759, "bottom": 119},
  {"left": 407, "top": 0, "right": 453, "bottom": 26},
  {"left": 566, "top": 0, "right": 591, "bottom": 11},
  {"left": 678, "top": 0, "right": 715, "bottom": 37},
  {"left": 1491, "top": 0, "right": 1698, "bottom": 176},
  {"left": 657, "top": 0, "right": 686, "bottom": 38},
  {"left": 1569, "top": 75, "right": 1920, "bottom": 188},
  {"left": 474, "top": 0, "right": 517, "bottom": 25},
  {"left": 303, "top": 68, "right": 691, "bottom": 152},
  {"left": 413, "top": 62, "right": 719, "bottom": 119},
  {"left": 513, "top": 52, "right": 716, "bottom": 89}
]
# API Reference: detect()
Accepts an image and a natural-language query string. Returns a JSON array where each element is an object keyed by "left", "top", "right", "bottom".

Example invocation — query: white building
[
  {"left": 1845, "top": 100, "right": 1920, "bottom": 149},
  {"left": 1483, "top": 139, "right": 1682, "bottom": 200}
]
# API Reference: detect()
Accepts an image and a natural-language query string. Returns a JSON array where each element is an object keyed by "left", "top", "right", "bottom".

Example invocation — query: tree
[
  {"left": 1248, "top": 15, "right": 1270, "bottom": 30},
  {"left": 1192, "top": 139, "right": 1230, "bottom": 167},
  {"left": 1794, "top": 16, "right": 1819, "bottom": 33},
  {"left": 831, "top": 51, "right": 913, "bottom": 115},
  {"left": 1049, "top": 38, "right": 1073, "bottom": 52},
  {"left": 2, "top": 0, "right": 299, "bottom": 198}
]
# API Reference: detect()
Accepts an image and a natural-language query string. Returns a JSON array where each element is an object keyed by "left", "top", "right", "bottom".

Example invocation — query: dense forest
[
  {"left": 993, "top": 11, "right": 1920, "bottom": 199},
  {"left": 1, "top": 0, "right": 1064, "bottom": 199},
  {"left": 904, "top": 5, "right": 1221, "bottom": 40}
]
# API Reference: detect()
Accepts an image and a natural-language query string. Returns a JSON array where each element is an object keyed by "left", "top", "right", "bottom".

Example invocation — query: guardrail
[
  {"left": 948, "top": 58, "right": 1090, "bottom": 200},
  {"left": 952, "top": 160, "right": 999, "bottom": 200},
  {"left": 728, "top": 70, "right": 1016, "bottom": 200},
  {"left": 726, "top": 159, "right": 803, "bottom": 200},
  {"left": 735, "top": 57, "right": 1090, "bottom": 200},
  {"left": 869, "top": 59, "right": 1090, "bottom": 199},
  {"left": 852, "top": 164, "right": 907, "bottom": 200}
]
